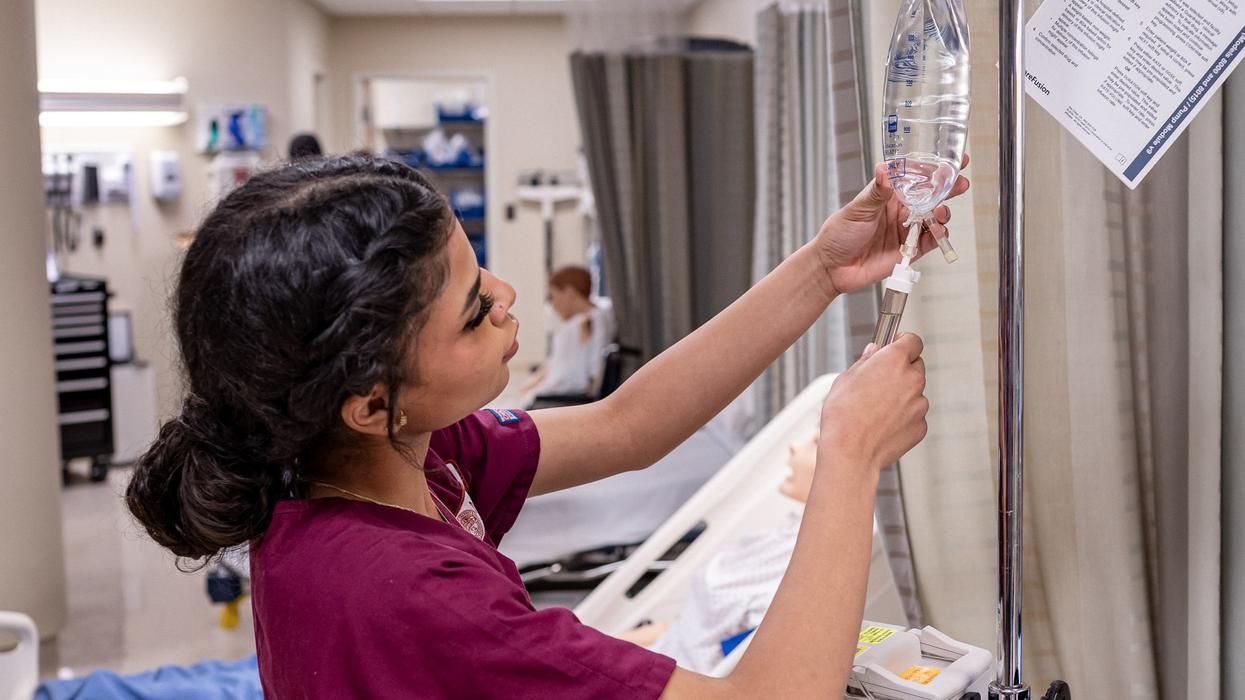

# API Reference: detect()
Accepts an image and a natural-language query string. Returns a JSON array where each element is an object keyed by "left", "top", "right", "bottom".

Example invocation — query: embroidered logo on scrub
[
  {"left": 486, "top": 408, "right": 521, "bottom": 425},
  {"left": 441, "top": 461, "right": 487, "bottom": 541},
  {"left": 456, "top": 503, "right": 487, "bottom": 541}
]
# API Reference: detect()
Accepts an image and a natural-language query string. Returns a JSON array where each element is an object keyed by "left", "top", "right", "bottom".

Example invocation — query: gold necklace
[{"left": 307, "top": 480, "right": 442, "bottom": 521}]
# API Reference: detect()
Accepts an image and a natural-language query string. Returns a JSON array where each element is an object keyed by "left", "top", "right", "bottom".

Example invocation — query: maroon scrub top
[{"left": 251, "top": 408, "right": 676, "bottom": 699}]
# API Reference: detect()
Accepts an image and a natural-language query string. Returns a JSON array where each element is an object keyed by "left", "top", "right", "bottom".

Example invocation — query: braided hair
[{"left": 126, "top": 155, "right": 453, "bottom": 563}]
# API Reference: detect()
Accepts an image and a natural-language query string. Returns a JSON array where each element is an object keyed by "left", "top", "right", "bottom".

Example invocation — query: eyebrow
[{"left": 462, "top": 269, "right": 482, "bottom": 317}]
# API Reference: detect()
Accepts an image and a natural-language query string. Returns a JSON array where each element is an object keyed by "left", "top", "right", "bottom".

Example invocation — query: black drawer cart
[{"left": 50, "top": 275, "right": 114, "bottom": 483}]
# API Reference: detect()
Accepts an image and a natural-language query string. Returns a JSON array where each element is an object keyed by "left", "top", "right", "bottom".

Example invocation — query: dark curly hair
[{"left": 126, "top": 155, "right": 454, "bottom": 563}]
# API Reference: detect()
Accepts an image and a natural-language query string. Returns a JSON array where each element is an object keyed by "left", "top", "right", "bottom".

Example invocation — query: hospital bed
[
  {"left": 574, "top": 373, "right": 906, "bottom": 634},
  {"left": 500, "top": 385, "right": 752, "bottom": 578},
  {"left": 574, "top": 374, "right": 992, "bottom": 699},
  {"left": 500, "top": 419, "right": 739, "bottom": 574}
]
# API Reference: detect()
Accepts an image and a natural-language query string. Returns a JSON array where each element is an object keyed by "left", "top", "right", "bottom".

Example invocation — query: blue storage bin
[
  {"left": 426, "top": 152, "right": 484, "bottom": 171},
  {"left": 384, "top": 149, "right": 425, "bottom": 169},
  {"left": 450, "top": 187, "right": 486, "bottom": 221},
  {"left": 436, "top": 104, "right": 485, "bottom": 124}
]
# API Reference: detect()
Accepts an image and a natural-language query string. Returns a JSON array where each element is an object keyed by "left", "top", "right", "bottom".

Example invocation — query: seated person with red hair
[{"left": 523, "top": 265, "right": 612, "bottom": 405}]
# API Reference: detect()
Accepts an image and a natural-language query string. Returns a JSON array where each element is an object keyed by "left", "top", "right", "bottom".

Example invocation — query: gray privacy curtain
[
  {"left": 569, "top": 42, "right": 755, "bottom": 361},
  {"left": 1223, "top": 71, "right": 1245, "bottom": 699},
  {"left": 752, "top": 2, "right": 878, "bottom": 420},
  {"left": 754, "top": 1, "right": 923, "bottom": 628}
]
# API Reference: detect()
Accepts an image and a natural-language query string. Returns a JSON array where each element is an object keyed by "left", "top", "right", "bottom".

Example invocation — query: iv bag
[{"left": 882, "top": 0, "right": 970, "bottom": 219}]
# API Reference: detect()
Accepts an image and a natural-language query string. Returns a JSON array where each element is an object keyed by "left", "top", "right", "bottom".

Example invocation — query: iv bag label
[{"left": 1025, "top": 0, "right": 1244, "bottom": 188}]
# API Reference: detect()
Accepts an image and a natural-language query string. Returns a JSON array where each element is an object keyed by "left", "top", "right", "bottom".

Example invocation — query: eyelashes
[{"left": 466, "top": 292, "right": 495, "bottom": 331}]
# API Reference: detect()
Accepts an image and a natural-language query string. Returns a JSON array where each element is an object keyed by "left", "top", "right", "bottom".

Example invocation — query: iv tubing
[
  {"left": 900, "top": 220, "right": 921, "bottom": 264},
  {"left": 909, "top": 216, "right": 960, "bottom": 264}
]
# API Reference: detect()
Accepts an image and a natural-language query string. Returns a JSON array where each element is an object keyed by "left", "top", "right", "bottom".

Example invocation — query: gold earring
[{"left": 397, "top": 411, "right": 408, "bottom": 429}]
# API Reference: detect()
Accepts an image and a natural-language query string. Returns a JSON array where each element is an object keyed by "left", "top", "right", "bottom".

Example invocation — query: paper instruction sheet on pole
[{"left": 1024, "top": 0, "right": 1244, "bottom": 188}]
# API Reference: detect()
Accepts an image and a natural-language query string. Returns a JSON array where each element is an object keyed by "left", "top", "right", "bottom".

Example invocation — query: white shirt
[{"left": 531, "top": 303, "right": 611, "bottom": 398}]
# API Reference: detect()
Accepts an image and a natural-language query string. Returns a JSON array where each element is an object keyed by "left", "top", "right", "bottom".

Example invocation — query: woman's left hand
[{"left": 816, "top": 155, "right": 970, "bottom": 296}]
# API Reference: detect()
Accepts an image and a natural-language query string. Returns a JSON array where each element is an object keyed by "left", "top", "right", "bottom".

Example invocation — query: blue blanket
[{"left": 36, "top": 656, "right": 261, "bottom": 700}]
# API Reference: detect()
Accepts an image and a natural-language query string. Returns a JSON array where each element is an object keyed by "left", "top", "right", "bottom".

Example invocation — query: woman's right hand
[{"left": 818, "top": 333, "right": 928, "bottom": 477}]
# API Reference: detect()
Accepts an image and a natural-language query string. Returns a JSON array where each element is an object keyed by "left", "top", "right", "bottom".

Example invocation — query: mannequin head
[{"left": 547, "top": 265, "right": 593, "bottom": 320}]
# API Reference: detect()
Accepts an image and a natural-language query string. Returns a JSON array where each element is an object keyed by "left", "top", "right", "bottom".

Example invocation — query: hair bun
[{"left": 126, "top": 398, "right": 284, "bottom": 563}]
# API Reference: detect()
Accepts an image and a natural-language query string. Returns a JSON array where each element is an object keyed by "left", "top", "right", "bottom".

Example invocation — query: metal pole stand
[{"left": 991, "top": 2, "right": 1069, "bottom": 699}]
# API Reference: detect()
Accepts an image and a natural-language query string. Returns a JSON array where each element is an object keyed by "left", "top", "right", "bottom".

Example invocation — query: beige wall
[
  {"left": 289, "top": 0, "right": 332, "bottom": 137},
  {"left": 688, "top": 0, "right": 899, "bottom": 162},
  {"left": 36, "top": 0, "right": 327, "bottom": 418},
  {"left": 328, "top": 15, "right": 585, "bottom": 366},
  {"left": 686, "top": 0, "right": 770, "bottom": 43},
  {"left": 0, "top": 0, "right": 68, "bottom": 637}
]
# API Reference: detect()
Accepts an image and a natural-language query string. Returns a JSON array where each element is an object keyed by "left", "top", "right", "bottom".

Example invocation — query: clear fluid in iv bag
[{"left": 882, "top": 0, "right": 970, "bottom": 219}]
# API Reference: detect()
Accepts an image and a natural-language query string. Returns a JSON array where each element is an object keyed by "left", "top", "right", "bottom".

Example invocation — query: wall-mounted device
[
  {"left": 42, "top": 147, "right": 134, "bottom": 253},
  {"left": 149, "top": 150, "right": 182, "bottom": 202},
  {"left": 208, "top": 151, "right": 262, "bottom": 202},
  {"left": 516, "top": 170, "right": 586, "bottom": 278},
  {"left": 196, "top": 104, "right": 268, "bottom": 153}
]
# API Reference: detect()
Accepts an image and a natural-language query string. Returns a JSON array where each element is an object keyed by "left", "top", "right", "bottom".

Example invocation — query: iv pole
[
  {"left": 992, "top": 2, "right": 1069, "bottom": 699},
  {"left": 991, "top": 0, "right": 1028, "bottom": 696}
]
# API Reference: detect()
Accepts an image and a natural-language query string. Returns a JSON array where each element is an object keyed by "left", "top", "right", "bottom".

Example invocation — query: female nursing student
[{"left": 126, "top": 154, "right": 966, "bottom": 699}]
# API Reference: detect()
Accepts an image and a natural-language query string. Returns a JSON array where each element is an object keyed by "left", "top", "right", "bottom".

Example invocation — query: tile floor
[{"left": 40, "top": 466, "right": 257, "bottom": 679}]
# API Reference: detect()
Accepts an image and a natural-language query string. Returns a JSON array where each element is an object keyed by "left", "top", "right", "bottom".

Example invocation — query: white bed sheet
[{"left": 499, "top": 426, "right": 738, "bottom": 567}]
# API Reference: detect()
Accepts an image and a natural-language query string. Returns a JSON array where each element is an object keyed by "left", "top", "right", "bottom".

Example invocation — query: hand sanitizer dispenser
[{"left": 150, "top": 150, "right": 182, "bottom": 202}]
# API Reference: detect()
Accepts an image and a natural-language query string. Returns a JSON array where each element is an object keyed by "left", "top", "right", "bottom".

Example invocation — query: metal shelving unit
[
  {"left": 383, "top": 118, "right": 488, "bottom": 268},
  {"left": 50, "top": 275, "right": 114, "bottom": 483}
]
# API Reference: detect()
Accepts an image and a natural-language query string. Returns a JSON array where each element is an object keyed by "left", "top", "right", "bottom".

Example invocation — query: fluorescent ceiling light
[
  {"left": 39, "top": 77, "right": 188, "bottom": 127},
  {"left": 39, "top": 111, "right": 189, "bottom": 128}
]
